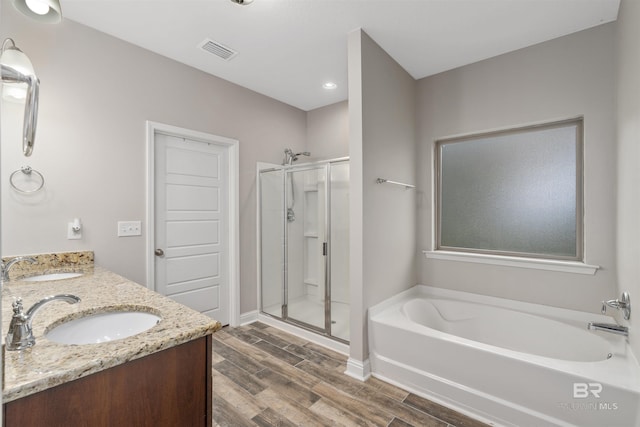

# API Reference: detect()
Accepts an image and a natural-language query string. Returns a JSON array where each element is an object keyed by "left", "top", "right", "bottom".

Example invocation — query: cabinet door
[{"left": 4, "top": 336, "right": 212, "bottom": 427}]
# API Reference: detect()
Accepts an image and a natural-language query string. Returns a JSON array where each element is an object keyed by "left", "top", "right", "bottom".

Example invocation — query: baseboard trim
[
  {"left": 344, "top": 357, "right": 371, "bottom": 381},
  {"left": 240, "top": 310, "right": 259, "bottom": 326}
]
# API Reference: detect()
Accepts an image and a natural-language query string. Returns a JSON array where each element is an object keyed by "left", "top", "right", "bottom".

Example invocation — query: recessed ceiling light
[
  {"left": 323, "top": 82, "right": 337, "bottom": 90},
  {"left": 12, "top": 0, "right": 62, "bottom": 23},
  {"left": 230, "top": 0, "right": 253, "bottom": 5},
  {"left": 25, "top": 0, "right": 49, "bottom": 15}
]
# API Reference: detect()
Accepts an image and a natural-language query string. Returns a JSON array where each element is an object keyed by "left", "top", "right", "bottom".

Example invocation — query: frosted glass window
[{"left": 436, "top": 119, "right": 583, "bottom": 260}]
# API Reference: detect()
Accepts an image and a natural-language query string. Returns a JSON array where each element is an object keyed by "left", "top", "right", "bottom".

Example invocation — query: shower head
[
  {"left": 291, "top": 151, "right": 310, "bottom": 161},
  {"left": 283, "top": 148, "right": 311, "bottom": 165}
]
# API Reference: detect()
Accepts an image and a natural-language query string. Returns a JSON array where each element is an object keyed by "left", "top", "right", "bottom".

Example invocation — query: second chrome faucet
[
  {"left": 588, "top": 322, "right": 628, "bottom": 336},
  {"left": 587, "top": 291, "right": 631, "bottom": 337},
  {"left": 0, "top": 256, "right": 36, "bottom": 284},
  {"left": 5, "top": 294, "right": 81, "bottom": 351}
]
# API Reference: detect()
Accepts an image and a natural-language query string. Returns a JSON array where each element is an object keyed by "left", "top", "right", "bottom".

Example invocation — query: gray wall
[
  {"left": 0, "top": 1, "right": 307, "bottom": 315},
  {"left": 616, "top": 0, "right": 640, "bottom": 359},
  {"left": 348, "top": 29, "right": 416, "bottom": 365},
  {"left": 306, "top": 101, "right": 349, "bottom": 160},
  {"left": 417, "top": 23, "right": 618, "bottom": 313}
]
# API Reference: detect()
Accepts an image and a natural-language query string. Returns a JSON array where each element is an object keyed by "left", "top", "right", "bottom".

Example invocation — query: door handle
[{"left": 155, "top": 249, "right": 164, "bottom": 257}]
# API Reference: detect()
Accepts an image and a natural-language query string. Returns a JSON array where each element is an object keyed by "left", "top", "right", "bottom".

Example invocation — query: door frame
[{"left": 146, "top": 121, "right": 240, "bottom": 326}]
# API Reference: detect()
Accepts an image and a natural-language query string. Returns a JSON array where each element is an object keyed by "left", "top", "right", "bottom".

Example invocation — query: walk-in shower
[{"left": 259, "top": 155, "right": 349, "bottom": 342}]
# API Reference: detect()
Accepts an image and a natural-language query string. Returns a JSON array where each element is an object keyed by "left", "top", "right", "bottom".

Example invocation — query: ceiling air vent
[{"left": 199, "top": 39, "right": 238, "bottom": 61}]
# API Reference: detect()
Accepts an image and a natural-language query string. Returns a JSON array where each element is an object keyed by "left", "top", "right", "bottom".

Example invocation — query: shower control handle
[{"left": 154, "top": 249, "right": 164, "bottom": 257}]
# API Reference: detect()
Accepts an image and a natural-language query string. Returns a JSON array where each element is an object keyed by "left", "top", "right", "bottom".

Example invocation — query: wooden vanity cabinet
[{"left": 3, "top": 335, "right": 212, "bottom": 427}]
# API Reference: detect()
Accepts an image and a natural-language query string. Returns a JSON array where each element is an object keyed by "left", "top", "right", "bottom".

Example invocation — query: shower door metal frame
[
  {"left": 323, "top": 158, "right": 349, "bottom": 344},
  {"left": 324, "top": 161, "right": 333, "bottom": 336},
  {"left": 258, "top": 157, "right": 348, "bottom": 343},
  {"left": 284, "top": 163, "right": 327, "bottom": 336}
]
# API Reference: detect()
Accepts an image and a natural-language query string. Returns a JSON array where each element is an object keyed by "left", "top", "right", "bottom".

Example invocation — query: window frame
[{"left": 434, "top": 117, "right": 584, "bottom": 262}]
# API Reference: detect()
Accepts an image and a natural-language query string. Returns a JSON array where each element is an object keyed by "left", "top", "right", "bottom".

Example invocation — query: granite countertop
[{"left": 2, "top": 261, "right": 220, "bottom": 403}]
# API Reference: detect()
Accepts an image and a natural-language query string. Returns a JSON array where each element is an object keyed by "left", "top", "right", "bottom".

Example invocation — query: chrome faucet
[
  {"left": 1, "top": 256, "right": 36, "bottom": 283},
  {"left": 588, "top": 322, "right": 629, "bottom": 337},
  {"left": 601, "top": 291, "right": 631, "bottom": 320},
  {"left": 5, "top": 294, "right": 81, "bottom": 351}
]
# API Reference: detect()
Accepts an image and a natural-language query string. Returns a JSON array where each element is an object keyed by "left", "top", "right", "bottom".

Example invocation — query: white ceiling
[{"left": 61, "top": 0, "right": 620, "bottom": 111}]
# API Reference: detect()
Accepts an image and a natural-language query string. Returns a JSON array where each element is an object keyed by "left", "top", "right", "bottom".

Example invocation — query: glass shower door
[
  {"left": 285, "top": 166, "right": 327, "bottom": 331},
  {"left": 259, "top": 159, "right": 350, "bottom": 343},
  {"left": 328, "top": 161, "right": 350, "bottom": 341},
  {"left": 259, "top": 168, "right": 284, "bottom": 318}
]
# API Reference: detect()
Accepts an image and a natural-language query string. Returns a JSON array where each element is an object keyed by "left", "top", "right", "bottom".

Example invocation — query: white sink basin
[
  {"left": 46, "top": 311, "right": 161, "bottom": 345},
  {"left": 23, "top": 272, "right": 83, "bottom": 282}
]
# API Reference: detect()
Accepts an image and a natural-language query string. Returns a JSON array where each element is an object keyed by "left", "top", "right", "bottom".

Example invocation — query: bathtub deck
[{"left": 213, "top": 322, "right": 489, "bottom": 427}]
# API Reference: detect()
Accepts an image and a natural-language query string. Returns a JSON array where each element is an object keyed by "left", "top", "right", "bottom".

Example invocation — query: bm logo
[{"left": 573, "top": 382, "right": 603, "bottom": 398}]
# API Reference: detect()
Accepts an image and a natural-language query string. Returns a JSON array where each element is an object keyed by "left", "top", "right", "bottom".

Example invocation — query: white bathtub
[{"left": 368, "top": 285, "right": 640, "bottom": 427}]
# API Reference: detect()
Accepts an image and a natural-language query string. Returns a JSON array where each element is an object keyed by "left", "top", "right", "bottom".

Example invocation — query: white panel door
[{"left": 155, "top": 133, "right": 229, "bottom": 324}]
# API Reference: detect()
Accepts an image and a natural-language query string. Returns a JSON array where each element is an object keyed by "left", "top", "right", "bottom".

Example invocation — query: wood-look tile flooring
[{"left": 212, "top": 322, "right": 488, "bottom": 427}]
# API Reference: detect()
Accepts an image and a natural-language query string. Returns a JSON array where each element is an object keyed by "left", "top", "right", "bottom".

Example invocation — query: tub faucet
[
  {"left": 1, "top": 256, "right": 36, "bottom": 284},
  {"left": 601, "top": 291, "right": 631, "bottom": 320},
  {"left": 588, "top": 322, "right": 628, "bottom": 337},
  {"left": 5, "top": 294, "right": 81, "bottom": 351}
]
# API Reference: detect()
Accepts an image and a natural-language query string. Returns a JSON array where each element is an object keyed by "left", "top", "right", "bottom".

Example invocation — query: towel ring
[{"left": 9, "top": 166, "right": 44, "bottom": 194}]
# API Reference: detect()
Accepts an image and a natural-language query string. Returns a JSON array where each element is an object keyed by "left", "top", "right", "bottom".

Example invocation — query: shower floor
[{"left": 263, "top": 295, "right": 350, "bottom": 342}]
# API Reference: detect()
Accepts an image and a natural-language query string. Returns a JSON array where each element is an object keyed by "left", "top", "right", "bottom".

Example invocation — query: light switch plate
[{"left": 118, "top": 221, "right": 142, "bottom": 237}]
